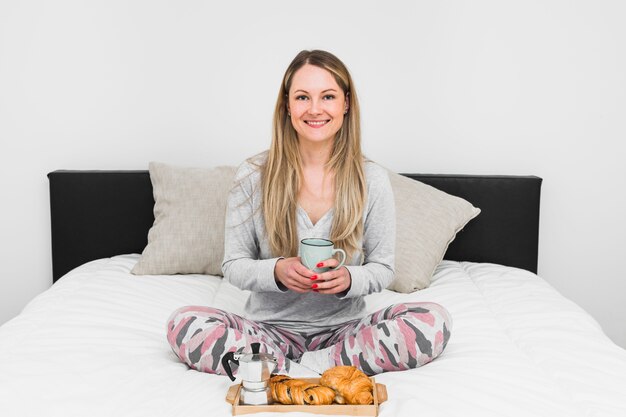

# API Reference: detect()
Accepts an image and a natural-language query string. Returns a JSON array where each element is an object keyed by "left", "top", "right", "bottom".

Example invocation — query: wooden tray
[{"left": 225, "top": 377, "right": 388, "bottom": 416}]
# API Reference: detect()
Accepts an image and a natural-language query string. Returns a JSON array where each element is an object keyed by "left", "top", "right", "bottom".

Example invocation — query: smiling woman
[{"left": 165, "top": 49, "right": 452, "bottom": 378}]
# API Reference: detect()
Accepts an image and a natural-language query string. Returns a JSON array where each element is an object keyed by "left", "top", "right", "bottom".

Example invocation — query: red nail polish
[
  {"left": 312, "top": 284, "right": 318, "bottom": 289},
  {"left": 316, "top": 262, "right": 324, "bottom": 268},
  {"left": 311, "top": 275, "right": 318, "bottom": 280}
]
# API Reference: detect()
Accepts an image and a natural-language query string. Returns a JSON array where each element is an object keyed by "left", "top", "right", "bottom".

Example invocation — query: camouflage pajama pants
[{"left": 166, "top": 302, "right": 452, "bottom": 376}]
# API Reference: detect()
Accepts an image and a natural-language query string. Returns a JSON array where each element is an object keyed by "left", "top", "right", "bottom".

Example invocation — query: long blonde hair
[{"left": 260, "top": 50, "right": 366, "bottom": 259}]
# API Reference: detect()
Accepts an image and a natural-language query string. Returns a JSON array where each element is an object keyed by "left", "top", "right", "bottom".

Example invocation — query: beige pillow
[
  {"left": 387, "top": 171, "right": 481, "bottom": 293},
  {"left": 131, "top": 162, "right": 237, "bottom": 276}
]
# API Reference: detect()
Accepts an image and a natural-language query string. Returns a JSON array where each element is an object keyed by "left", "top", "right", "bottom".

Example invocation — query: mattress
[{"left": 1, "top": 254, "right": 625, "bottom": 417}]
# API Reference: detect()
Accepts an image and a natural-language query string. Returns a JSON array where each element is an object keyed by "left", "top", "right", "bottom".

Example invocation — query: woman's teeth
[{"left": 305, "top": 120, "right": 329, "bottom": 126}]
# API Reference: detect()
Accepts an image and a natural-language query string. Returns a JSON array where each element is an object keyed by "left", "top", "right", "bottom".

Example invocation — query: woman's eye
[
  {"left": 323, "top": 95, "right": 335, "bottom": 100},
  {"left": 295, "top": 95, "right": 308, "bottom": 101}
]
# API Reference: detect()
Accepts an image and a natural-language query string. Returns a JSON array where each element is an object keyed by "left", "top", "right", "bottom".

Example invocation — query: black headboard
[{"left": 47, "top": 171, "right": 542, "bottom": 283}]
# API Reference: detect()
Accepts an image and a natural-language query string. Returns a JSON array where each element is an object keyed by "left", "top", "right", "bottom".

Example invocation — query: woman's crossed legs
[{"left": 166, "top": 302, "right": 452, "bottom": 376}]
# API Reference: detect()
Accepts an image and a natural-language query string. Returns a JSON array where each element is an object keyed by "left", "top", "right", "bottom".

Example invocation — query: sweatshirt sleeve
[
  {"left": 221, "top": 162, "right": 288, "bottom": 293},
  {"left": 340, "top": 164, "right": 395, "bottom": 298}
]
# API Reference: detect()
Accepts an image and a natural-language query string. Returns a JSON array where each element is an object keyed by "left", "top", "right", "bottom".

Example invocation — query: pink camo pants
[{"left": 166, "top": 302, "right": 452, "bottom": 376}]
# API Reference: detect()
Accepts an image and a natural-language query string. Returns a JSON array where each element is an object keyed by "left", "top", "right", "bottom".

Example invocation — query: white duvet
[{"left": 1, "top": 254, "right": 625, "bottom": 417}]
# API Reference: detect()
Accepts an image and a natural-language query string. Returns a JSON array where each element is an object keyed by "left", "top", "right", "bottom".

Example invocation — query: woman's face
[{"left": 287, "top": 64, "right": 348, "bottom": 146}]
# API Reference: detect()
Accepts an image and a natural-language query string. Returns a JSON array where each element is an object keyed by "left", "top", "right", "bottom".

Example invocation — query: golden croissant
[
  {"left": 269, "top": 374, "right": 335, "bottom": 405},
  {"left": 319, "top": 365, "right": 373, "bottom": 405}
]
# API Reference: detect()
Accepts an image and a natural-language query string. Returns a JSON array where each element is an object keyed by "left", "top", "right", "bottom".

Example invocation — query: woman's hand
[
  {"left": 311, "top": 258, "right": 352, "bottom": 295},
  {"left": 274, "top": 257, "right": 315, "bottom": 293}
]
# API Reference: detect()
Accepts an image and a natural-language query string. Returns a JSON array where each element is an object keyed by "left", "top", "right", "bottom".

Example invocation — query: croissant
[
  {"left": 269, "top": 374, "right": 336, "bottom": 405},
  {"left": 319, "top": 365, "right": 373, "bottom": 405}
]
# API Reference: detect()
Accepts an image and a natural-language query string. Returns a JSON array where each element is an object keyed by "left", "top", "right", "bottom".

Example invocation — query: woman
[{"left": 166, "top": 50, "right": 451, "bottom": 376}]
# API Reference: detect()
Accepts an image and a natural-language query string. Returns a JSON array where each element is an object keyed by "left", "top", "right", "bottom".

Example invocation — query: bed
[{"left": 1, "top": 170, "right": 625, "bottom": 417}]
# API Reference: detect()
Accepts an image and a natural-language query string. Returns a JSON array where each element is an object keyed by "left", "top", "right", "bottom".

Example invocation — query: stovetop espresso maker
[{"left": 222, "top": 342, "right": 278, "bottom": 405}]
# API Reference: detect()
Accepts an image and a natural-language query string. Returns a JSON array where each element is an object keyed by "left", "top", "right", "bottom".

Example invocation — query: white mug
[{"left": 299, "top": 238, "right": 347, "bottom": 273}]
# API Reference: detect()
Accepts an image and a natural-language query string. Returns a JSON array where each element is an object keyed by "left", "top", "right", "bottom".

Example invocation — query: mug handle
[{"left": 331, "top": 248, "right": 346, "bottom": 269}]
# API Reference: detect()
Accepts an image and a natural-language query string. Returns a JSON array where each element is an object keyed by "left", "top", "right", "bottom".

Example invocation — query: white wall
[{"left": 1, "top": 1, "right": 624, "bottom": 348}]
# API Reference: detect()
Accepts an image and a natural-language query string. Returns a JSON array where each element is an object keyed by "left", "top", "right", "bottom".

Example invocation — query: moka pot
[{"left": 222, "top": 342, "right": 278, "bottom": 405}]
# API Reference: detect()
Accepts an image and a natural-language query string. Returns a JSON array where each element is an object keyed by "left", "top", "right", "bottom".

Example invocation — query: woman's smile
[{"left": 305, "top": 119, "right": 331, "bottom": 128}]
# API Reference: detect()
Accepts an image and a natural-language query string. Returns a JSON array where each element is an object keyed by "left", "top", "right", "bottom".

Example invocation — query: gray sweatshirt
[{"left": 221, "top": 154, "right": 395, "bottom": 334}]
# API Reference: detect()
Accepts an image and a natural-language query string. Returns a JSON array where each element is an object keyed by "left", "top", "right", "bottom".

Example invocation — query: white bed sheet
[{"left": 1, "top": 254, "right": 625, "bottom": 417}]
